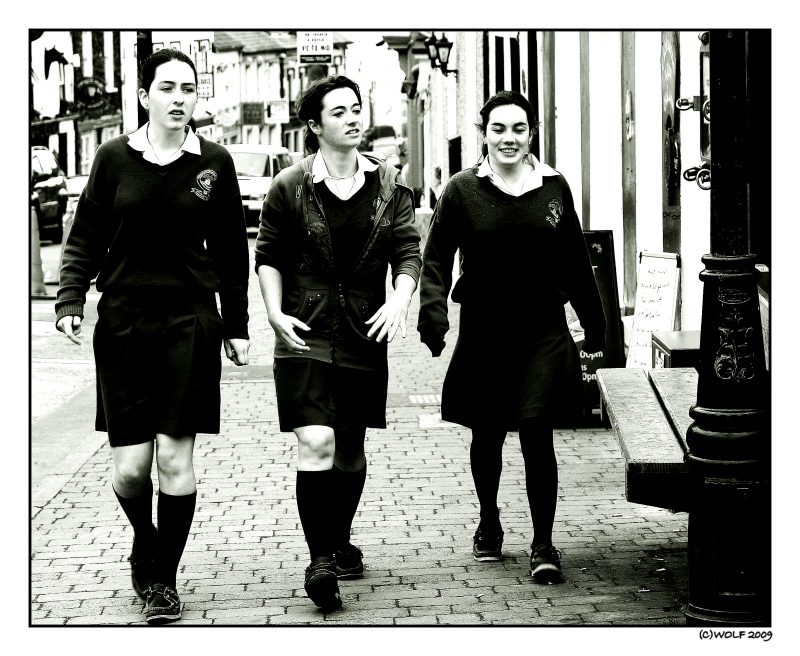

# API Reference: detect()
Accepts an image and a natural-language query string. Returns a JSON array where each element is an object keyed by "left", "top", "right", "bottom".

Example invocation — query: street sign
[
  {"left": 298, "top": 31, "right": 332, "bottom": 65},
  {"left": 242, "top": 101, "right": 265, "bottom": 126},
  {"left": 197, "top": 72, "right": 214, "bottom": 98},
  {"left": 265, "top": 98, "right": 289, "bottom": 124}
]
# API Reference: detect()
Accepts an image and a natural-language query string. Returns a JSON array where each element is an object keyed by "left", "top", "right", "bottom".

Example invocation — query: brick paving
[{"left": 31, "top": 246, "right": 689, "bottom": 626}]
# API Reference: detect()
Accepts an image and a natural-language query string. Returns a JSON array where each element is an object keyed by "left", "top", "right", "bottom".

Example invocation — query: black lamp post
[
  {"left": 683, "top": 29, "right": 770, "bottom": 627},
  {"left": 279, "top": 52, "right": 286, "bottom": 99}
]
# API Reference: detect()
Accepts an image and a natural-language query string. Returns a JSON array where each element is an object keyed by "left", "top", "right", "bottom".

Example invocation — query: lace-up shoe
[
  {"left": 334, "top": 544, "right": 364, "bottom": 579},
  {"left": 473, "top": 525, "right": 504, "bottom": 561},
  {"left": 128, "top": 530, "right": 157, "bottom": 600},
  {"left": 304, "top": 556, "right": 343, "bottom": 610},
  {"left": 144, "top": 583, "right": 181, "bottom": 624},
  {"left": 530, "top": 543, "right": 563, "bottom": 582}
]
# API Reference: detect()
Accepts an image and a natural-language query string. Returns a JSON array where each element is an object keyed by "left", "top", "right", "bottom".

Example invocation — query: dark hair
[
  {"left": 137, "top": 48, "right": 198, "bottom": 92},
  {"left": 296, "top": 75, "right": 362, "bottom": 153},
  {"left": 476, "top": 90, "right": 540, "bottom": 160}
]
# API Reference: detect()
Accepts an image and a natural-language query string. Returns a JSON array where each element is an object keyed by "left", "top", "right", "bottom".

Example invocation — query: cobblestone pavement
[{"left": 31, "top": 245, "right": 690, "bottom": 629}]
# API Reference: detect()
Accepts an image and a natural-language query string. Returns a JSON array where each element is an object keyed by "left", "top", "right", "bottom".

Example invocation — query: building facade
[{"left": 397, "top": 30, "right": 770, "bottom": 335}]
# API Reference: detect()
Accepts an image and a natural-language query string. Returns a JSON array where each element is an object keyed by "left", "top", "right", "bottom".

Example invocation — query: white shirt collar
[
  {"left": 476, "top": 152, "right": 559, "bottom": 196},
  {"left": 312, "top": 150, "right": 380, "bottom": 200},
  {"left": 127, "top": 122, "right": 201, "bottom": 165}
]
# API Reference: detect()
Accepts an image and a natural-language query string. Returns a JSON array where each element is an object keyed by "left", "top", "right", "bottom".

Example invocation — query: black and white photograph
[{"left": 21, "top": 13, "right": 790, "bottom": 650}]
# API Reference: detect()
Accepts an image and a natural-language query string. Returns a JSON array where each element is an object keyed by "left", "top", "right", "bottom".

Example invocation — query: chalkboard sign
[
  {"left": 565, "top": 230, "right": 625, "bottom": 413},
  {"left": 626, "top": 251, "right": 680, "bottom": 369}
]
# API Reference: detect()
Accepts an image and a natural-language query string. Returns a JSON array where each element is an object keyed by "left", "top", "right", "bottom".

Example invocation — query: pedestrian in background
[
  {"left": 428, "top": 166, "right": 443, "bottom": 209},
  {"left": 417, "top": 90, "right": 605, "bottom": 581},
  {"left": 55, "top": 48, "right": 250, "bottom": 624},
  {"left": 254, "top": 75, "right": 420, "bottom": 611}
]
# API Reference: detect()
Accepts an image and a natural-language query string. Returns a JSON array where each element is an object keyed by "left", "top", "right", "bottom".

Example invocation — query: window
[
  {"left": 101, "top": 125, "right": 120, "bottom": 143},
  {"left": 80, "top": 133, "right": 95, "bottom": 175}
]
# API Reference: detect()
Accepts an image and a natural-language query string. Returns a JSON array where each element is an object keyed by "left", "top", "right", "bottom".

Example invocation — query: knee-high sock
[
  {"left": 518, "top": 417, "right": 558, "bottom": 546},
  {"left": 469, "top": 428, "right": 507, "bottom": 530},
  {"left": 296, "top": 469, "right": 336, "bottom": 560},
  {"left": 114, "top": 478, "right": 157, "bottom": 550},
  {"left": 154, "top": 490, "right": 197, "bottom": 589},
  {"left": 331, "top": 464, "right": 367, "bottom": 550}
]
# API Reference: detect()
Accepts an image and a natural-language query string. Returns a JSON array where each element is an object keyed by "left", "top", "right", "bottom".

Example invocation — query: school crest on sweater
[
  {"left": 546, "top": 199, "right": 563, "bottom": 229},
  {"left": 191, "top": 169, "right": 218, "bottom": 201}
]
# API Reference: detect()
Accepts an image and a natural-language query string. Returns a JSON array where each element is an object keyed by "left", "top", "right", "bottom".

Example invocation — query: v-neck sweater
[
  {"left": 418, "top": 166, "right": 606, "bottom": 349},
  {"left": 56, "top": 134, "right": 250, "bottom": 339}
]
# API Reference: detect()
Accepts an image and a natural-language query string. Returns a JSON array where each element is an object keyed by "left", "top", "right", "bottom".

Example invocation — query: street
[{"left": 30, "top": 237, "right": 690, "bottom": 627}]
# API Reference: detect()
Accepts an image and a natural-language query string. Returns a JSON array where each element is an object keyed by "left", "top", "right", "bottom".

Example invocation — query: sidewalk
[{"left": 31, "top": 254, "right": 689, "bottom": 626}]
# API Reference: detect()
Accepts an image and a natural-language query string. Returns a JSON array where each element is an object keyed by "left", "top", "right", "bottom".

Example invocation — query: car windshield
[{"left": 230, "top": 152, "right": 269, "bottom": 177}]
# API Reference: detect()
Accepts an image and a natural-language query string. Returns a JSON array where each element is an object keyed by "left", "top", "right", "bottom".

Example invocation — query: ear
[
  {"left": 137, "top": 88, "right": 149, "bottom": 110},
  {"left": 308, "top": 119, "right": 322, "bottom": 136}
]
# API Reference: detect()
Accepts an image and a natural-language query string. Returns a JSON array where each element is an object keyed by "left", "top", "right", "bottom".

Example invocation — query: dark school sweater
[
  {"left": 314, "top": 170, "right": 381, "bottom": 274},
  {"left": 56, "top": 134, "right": 250, "bottom": 339},
  {"left": 418, "top": 166, "right": 606, "bottom": 351}
]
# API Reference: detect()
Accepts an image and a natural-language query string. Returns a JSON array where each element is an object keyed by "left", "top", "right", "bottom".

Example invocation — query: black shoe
[
  {"left": 530, "top": 543, "right": 563, "bottom": 582},
  {"left": 473, "top": 525, "right": 504, "bottom": 561},
  {"left": 304, "top": 556, "right": 342, "bottom": 610},
  {"left": 128, "top": 529, "right": 157, "bottom": 601},
  {"left": 334, "top": 544, "right": 364, "bottom": 580},
  {"left": 144, "top": 583, "right": 181, "bottom": 625}
]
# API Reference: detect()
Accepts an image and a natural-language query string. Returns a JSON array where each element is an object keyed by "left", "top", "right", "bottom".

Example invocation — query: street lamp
[{"left": 424, "top": 32, "right": 458, "bottom": 77}]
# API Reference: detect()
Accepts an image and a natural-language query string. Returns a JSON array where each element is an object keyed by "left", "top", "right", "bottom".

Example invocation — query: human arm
[
  {"left": 366, "top": 272, "right": 416, "bottom": 343},
  {"left": 417, "top": 183, "right": 460, "bottom": 356},
  {"left": 206, "top": 150, "right": 250, "bottom": 341},
  {"left": 224, "top": 338, "right": 250, "bottom": 365},
  {"left": 257, "top": 264, "right": 310, "bottom": 353},
  {"left": 559, "top": 179, "right": 606, "bottom": 354},
  {"left": 54, "top": 147, "right": 112, "bottom": 343}
]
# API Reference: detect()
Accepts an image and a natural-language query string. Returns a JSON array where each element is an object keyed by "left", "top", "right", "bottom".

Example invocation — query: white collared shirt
[
  {"left": 127, "top": 122, "right": 201, "bottom": 165},
  {"left": 312, "top": 150, "right": 380, "bottom": 200},
  {"left": 476, "top": 153, "right": 559, "bottom": 196}
]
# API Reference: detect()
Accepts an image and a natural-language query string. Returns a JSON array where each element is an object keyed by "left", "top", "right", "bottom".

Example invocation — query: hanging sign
[
  {"left": 197, "top": 72, "right": 214, "bottom": 98},
  {"left": 265, "top": 99, "right": 289, "bottom": 124},
  {"left": 298, "top": 32, "right": 333, "bottom": 65}
]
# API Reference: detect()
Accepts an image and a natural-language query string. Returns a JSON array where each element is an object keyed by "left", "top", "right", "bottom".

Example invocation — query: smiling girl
[
  {"left": 418, "top": 90, "right": 606, "bottom": 582},
  {"left": 56, "top": 48, "right": 250, "bottom": 624}
]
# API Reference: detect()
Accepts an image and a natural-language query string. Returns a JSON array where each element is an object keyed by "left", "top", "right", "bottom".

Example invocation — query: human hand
[
  {"left": 56, "top": 315, "right": 82, "bottom": 345},
  {"left": 581, "top": 336, "right": 605, "bottom": 355},
  {"left": 269, "top": 313, "right": 311, "bottom": 353},
  {"left": 366, "top": 291, "right": 413, "bottom": 343},
  {"left": 224, "top": 338, "right": 250, "bottom": 365},
  {"left": 420, "top": 332, "right": 445, "bottom": 357}
]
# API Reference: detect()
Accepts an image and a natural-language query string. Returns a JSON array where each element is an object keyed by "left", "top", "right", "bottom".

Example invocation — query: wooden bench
[{"left": 596, "top": 367, "right": 699, "bottom": 512}]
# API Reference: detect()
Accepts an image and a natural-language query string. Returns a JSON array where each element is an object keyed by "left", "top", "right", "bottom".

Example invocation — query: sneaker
[
  {"left": 334, "top": 544, "right": 364, "bottom": 580},
  {"left": 144, "top": 583, "right": 181, "bottom": 625},
  {"left": 304, "top": 556, "right": 342, "bottom": 610},
  {"left": 530, "top": 543, "right": 563, "bottom": 582},
  {"left": 473, "top": 525, "right": 504, "bottom": 561},
  {"left": 128, "top": 530, "right": 157, "bottom": 601}
]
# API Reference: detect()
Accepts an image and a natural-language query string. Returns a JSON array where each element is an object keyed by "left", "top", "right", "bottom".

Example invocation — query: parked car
[
  {"left": 31, "top": 146, "right": 68, "bottom": 243},
  {"left": 223, "top": 144, "right": 292, "bottom": 227}
]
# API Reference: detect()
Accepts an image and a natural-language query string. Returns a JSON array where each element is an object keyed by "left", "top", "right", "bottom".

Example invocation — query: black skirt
[
  {"left": 440, "top": 295, "right": 584, "bottom": 430},
  {"left": 273, "top": 358, "right": 388, "bottom": 432},
  {"left": 93, "top": 289, "right": 224, "bottom": 446}
]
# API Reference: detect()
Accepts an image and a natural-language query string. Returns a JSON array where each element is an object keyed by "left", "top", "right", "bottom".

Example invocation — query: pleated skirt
[
  {"left": 440, "top": 295, "right": 584, "bottom": 430},
  {"left": 92, "top": 288, "right": 224, "bottom": 446}
]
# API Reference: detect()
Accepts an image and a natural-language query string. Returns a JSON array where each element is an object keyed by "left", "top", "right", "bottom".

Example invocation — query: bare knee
[
  {"left": 295, "top": 426, "right": 335, "bottom": 470},
  {"left": 112, "top": 444, "right": 154, "bottom": 495}
]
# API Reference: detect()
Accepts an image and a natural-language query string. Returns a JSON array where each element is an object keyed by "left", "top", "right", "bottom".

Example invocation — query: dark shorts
[
  {"left": 93, "top": 289, "right": 224, "bottom": 447},
  {"left": 273, "top": 358, "right": 388, "bottom": 432}
]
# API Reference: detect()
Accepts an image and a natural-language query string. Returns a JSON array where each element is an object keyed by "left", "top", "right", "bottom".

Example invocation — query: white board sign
[
  {"left": 298, "top": 32, "right": 333, "bottom": 65},
  {"left": 625, "top": 251, "right": 680, "bottom": 369}
]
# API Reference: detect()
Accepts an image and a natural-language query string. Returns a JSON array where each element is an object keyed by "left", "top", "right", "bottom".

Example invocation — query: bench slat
[
  {"left": 648, "top": 367, "right": 698, "bottom": 454},
  {"left": 596, "top": 367, "right": 689, "bottom": 511}
]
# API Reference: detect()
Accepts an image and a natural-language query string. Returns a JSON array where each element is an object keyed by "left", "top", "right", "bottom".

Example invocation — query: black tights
[{"left": 469, "top": 417, "right": 557, "bottom": 546}]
